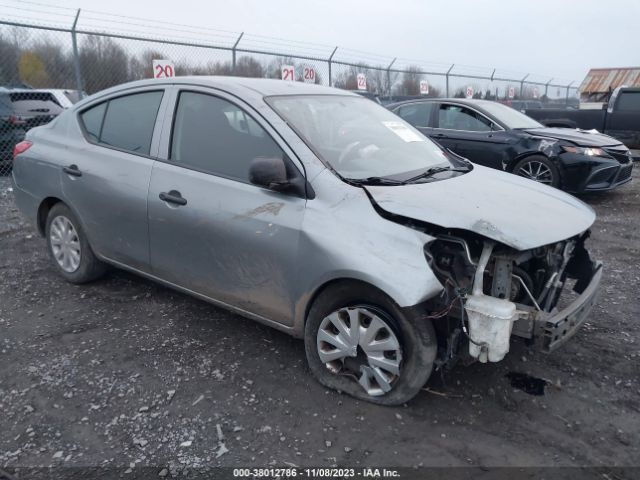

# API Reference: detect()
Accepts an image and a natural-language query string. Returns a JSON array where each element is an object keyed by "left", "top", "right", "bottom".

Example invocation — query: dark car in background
[
  {"left": 508, "top": 100, "right": 543, "bottom": 112},
  {"left": 0, "top": 89, "right": 64, "bottom": 174},
  {"left": 389, "top": 98, "right": 633, "bottom": 193},
  {"left": 525, "top": 87, "right": 640, "bottom": 157}
]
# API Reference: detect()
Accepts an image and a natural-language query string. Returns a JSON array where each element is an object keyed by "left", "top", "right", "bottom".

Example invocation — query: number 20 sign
[
  {"left": 303, "top": 66, "right": 315, "bottom": 83},
  {"left": 281, "top": 65, "right": 295, "bottom": 81},
  {"left": 153, "top": 60, "right": 175, "bottom": 79}
]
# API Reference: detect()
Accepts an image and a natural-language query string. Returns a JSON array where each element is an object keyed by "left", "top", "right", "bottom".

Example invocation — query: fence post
[
  {"left": 327, "top": 46, "right": 338, "bottom": 87},
  {"left": 445, "top": 64, "right": 454, "bottom": 97},
  {"left": 545, "top": 77, "right": 553, "bottom": 98},
  {"left": 386, "top": 58, "right": 396, "bottom": 97},
  {"left": 565, "top": 81, "right": 575, "bottom": 105},
  {"left": 231, "top": 32, "right": 244, "bottom": 75},
  {"left": 71, "top": 9, "right": 84, "bottom": 98},
  {"left": 519, "top": 73, "right": 529, "bottom": 98}
]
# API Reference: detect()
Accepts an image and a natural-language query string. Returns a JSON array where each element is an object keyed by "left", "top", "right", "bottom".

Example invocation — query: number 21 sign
[{"left": 281, "top": 65, "right": 295, "bottom": 81}]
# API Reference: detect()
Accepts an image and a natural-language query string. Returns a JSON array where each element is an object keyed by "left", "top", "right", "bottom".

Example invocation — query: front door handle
[
  {"left": 63, "top": 164, "right": 82, "bottom": 177},
  {"left": 432, "top": 133, "right": 447, "bottom": 138},
  {"left": 159, "top": 190, "right": 187, "bottom": 206}
]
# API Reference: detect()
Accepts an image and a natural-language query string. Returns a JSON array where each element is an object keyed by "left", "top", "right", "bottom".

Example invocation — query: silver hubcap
[
  {"left": 517, "top": 160, "right": 554, "bottom": 184},
  {"left": 317, "top": 307, "right": 402, "bottom": 397},
  {"left": 49, "top": 215, "right": 81, "bottom": 273}
]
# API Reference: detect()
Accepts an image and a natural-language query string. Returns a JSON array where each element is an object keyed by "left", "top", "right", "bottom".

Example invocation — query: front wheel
[
  {"left": 513, "top": 155, "right": 560, "bottom": 188},
  {"left": 304, "top": 282, "right": 437, "bottom": 405}
]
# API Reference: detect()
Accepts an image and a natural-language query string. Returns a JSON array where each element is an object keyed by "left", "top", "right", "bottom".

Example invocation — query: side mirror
[{"left": 249, "top": 156, "right": 289, "bottom": 191}]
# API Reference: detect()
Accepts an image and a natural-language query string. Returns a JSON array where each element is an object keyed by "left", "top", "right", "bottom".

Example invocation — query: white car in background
[{"left": 40, "top": 89, "right": 85, "bottom": 108}]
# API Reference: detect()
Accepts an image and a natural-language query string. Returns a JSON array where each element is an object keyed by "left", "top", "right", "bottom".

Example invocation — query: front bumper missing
[{"left": 512, "top": 261, "right": 603, "bottom": 352}]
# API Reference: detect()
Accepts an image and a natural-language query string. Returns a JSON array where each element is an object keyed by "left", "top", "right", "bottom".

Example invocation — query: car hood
[
  {"left": 365, "top": 165, "right": 595, "bottom": 251},
  {"left": 523, "top": 127, "right": 622, "bottom": 147}
]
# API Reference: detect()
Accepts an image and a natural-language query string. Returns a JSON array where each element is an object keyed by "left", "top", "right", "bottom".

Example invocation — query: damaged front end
[{"left": 424, "top": 231, "right": 602, "bottom": 367}]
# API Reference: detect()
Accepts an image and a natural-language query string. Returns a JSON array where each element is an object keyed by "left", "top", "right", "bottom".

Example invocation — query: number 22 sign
[
  {"left": 357, "top": 73, "right": 367, "bottom": 91},
  {"left": 152, "top": 60, "right": 175, "bottom": 79},
  {"left": 281, "top": 65, "right": 295, "bottom": 81}
]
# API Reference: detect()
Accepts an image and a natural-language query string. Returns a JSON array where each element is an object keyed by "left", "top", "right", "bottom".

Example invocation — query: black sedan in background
[{"left": 388, "top": 99, "right": 633, "bottom": 193}]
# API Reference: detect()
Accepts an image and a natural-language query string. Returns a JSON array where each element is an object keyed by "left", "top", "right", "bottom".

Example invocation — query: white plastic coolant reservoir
[{"left": 464, "top": 294, "right": 517, "bottom": 363}]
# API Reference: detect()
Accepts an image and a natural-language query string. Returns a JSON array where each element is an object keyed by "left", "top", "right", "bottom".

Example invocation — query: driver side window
[
  {"left": 438, "top": 104, "right": 493, "bottom": 132},
  {"left": 170, "top": 91, "right": 283, "bottom": 182}
]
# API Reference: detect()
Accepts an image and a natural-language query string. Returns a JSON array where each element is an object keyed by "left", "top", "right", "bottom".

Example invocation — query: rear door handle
[
  {"left": 159, "top": 190, "right": 187, "bottom": 206},
  {"left": 432, "top": 133, "right": 447, "bottom": 138},
  {"left": 63, "top": 164, "right": 82, "bottom": 177}
]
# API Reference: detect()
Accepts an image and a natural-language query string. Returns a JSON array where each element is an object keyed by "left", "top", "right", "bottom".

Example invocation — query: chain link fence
[{"left": 0, "top": 11, "right": 580, "bottom": 176}]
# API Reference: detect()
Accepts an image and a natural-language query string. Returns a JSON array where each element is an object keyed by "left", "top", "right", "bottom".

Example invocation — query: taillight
[
  {"left": 13, "top": 140, "right": 33, "bottom": 160},
  {"left": 8, "top": 115, "right": 26, "bottom": 126}
]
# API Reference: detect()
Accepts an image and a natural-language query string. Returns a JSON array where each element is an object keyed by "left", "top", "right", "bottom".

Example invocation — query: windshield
[
  {"left": 480, "top": 101, "right": 544, "bottom": 129},
  {"left": 267, "top": 95, "right": 451, "bottom": 181}
]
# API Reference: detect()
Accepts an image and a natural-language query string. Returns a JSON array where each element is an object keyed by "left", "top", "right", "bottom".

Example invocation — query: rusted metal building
[{"left": 579, "top": 67, "right": 640, "bottom": 103}]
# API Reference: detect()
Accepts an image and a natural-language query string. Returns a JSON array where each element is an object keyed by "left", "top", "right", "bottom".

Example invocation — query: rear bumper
[
  {"left": 11, "top": 178, "right": 41, "bottom": 230},
  {"left": 534, "top": 262, "right": 603, "bottom": 352}
]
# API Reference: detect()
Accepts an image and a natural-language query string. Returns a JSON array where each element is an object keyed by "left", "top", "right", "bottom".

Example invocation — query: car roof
[{"left": 80, "top": 76, "right": 358, "bottom": 105}]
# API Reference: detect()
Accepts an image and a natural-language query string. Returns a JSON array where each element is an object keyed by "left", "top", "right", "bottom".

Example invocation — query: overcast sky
[{"left": 14, "top": 0, "right": 640, "bottom": 83}]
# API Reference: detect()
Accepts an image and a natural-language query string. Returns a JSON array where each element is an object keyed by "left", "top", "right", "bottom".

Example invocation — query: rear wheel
[
  {"left": 513, "top": 155, "right": 560, "bottom": 188},
  {"left": 45, "top": 203, "right": 106, "bottom": 283},
  {"left": 304, "top": 282, "right": 437, "bottom": 405}
]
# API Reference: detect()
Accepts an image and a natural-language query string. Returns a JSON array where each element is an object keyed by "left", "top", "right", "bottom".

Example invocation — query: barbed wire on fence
[
  {"left": 0, "top": 2, "right": 583, "bottom": 177},
  {"left": 0, "top": 1, "right": 580, "bottom": 99}
]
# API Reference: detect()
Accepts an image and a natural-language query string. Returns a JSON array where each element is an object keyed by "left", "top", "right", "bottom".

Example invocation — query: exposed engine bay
[{"left": 424, "top": 231, "right": 602, "bottom": 368}]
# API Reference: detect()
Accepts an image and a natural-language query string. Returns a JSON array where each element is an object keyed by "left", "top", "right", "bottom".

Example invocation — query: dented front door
[{"left": 147, "top": 162, "right": 305, "bottom": 326}]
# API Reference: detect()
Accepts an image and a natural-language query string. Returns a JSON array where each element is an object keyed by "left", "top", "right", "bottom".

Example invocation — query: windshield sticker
[{"left": 382, "top": 121, "right": 425, "bottom": 142}]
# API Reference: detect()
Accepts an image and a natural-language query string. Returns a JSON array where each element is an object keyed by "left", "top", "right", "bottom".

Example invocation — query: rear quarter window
[{"left": 80, "top": 102, "right": 107, "bottom": 141}]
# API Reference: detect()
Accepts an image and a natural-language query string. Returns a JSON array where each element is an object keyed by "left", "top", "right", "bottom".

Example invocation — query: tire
[
  {"left": 304, "top": 281, "right": 437, "bottom": 406},
  {"left": 45, "top": 203, "right": 106, "bottom": 284},
  {"left": 513, "top": 155, "right": 560, "bottom": 188}
]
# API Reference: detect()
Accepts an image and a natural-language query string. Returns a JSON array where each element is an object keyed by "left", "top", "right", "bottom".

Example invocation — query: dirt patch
[{"left": 0, "top": 172, "right": 639, "bottom": 472}]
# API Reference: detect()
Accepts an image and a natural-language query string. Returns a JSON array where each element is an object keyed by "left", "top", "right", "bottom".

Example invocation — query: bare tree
[
  {"left": 129, "top": 49, "right": 166, "bottom": 80},
  {"left": 397, "top": 65, "right": 423, "bottom": 96},
  {"left": 265, "top": 56, "right": 298, "bottom": 79},
  {"left": 333, "top": 63, "right": 374, "bottom": 91},
  {"left": 0, "top": 28, "right": 32, "bottom": 86},
  {"left": 79, "top": 35, "right": 131, "bottom": 94},
  {"left": 235, "top": 56, "right": 264, "bottom": 77}
]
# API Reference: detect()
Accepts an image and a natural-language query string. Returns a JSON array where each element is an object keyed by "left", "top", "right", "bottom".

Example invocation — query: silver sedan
[{"left": 12, "top": 77, "right": 602, "bottom": 404}]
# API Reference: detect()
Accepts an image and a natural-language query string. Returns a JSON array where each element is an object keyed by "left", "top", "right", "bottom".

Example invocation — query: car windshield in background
[
  {"left": 267, "top": 95, "right": 451, "bottom": 181},
  {"left": 482, "top": 101, "right": 544, "bottom": 129}
]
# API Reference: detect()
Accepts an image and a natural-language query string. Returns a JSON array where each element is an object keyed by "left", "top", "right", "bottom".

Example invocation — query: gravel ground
[{"left": 0, "top": 171, "right": 639, "bottom": 476}]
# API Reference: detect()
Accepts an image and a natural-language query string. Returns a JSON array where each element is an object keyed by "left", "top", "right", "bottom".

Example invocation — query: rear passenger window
[
  {"left": 80, "top": 102, "right": 106, "bottom": 141},
  {"left": 170, "top": 91, "right": 283, "bottom": 182},
  {"left": 79, "top": 91, "right": 163, "bottom": 156},
  {"left": 396, "top": 103, "right": 433, "bottom": 128}
]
